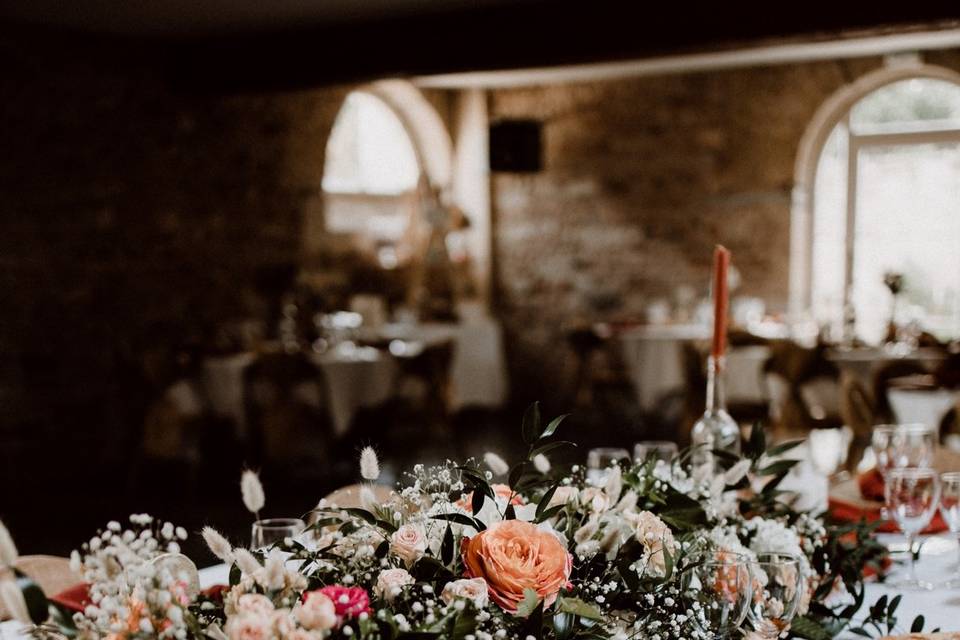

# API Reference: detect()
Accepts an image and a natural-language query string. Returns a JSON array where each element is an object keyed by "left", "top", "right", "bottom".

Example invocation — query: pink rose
[
  {"left": 295, "top": 591, "right": 338, "bottom": 631},
  {"left": 316, "top": 586, "right": 371, "bottom": 621},
  {"left": 390, "top": 524, "right": 427, "bottom": 567},
  {"left": 374, "top": 568, "right": 415, "bottom": 602}
]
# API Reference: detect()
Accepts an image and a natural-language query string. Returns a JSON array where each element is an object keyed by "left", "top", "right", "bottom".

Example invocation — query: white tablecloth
[
  {"left": 889, "top": 388, "right": 959, "bottom": 430},
  {"left": 310, "top": 346, "right": 397, "bottom": 436},
  {"left": 854, "top": 534, "right": 960, "bottom": 635},
  {"left": 620, "top": 325, "right": 769, "bottom": 410}
]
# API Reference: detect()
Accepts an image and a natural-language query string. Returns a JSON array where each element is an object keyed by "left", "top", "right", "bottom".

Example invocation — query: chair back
[{"left": 0, "top": 555, "right": 82, "bottom": 620}]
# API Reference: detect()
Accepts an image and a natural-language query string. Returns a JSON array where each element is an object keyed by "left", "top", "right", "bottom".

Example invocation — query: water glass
[
  {"left": 634, "top": 440, "right": 679, "bottom": 464},
  {"left": 871, "top": 424, "right": 937, "bottom": 477},
  {"left": 746, "top": 553, "right": 804, "bottom": 639},
  {"left": 586, "top": 447, "right": 630, "bottom": 485},
  {"left": 683, "top": 552, "right": 753, "bottom": 639},
  {"left": 251, "top": 517, "right": 306, "bottom": 550},
  {"left": 885, "top": 468, "right": 940, "bottom": 590},
  {"left": 940, "top": 472, "right": 960, "bottom": 588}
]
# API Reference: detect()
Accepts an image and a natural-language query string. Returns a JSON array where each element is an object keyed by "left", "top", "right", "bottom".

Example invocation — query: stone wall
[
  {"left": 488, "top": 52, "right": 960, "bottom": 403},
  {"left": 0, "top": 38, "right": 352, "bottom": 468}
]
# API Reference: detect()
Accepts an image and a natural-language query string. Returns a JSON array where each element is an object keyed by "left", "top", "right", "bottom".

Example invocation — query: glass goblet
[
  {"left": 634, "top": 440, "right": 679, "bottom": 464},
  {"left": 746, "top": 553, "right": 804, "bottom": 639},
  {"left": 885, "top": 467, "right": 940, "bottom": 590},
  {"left": 586, "top": 447, "right": 630, "bottom": 485},
  {"left": 683, "top": 552, "right": 753, "bottom": 639},
  {"left": 871, "top": 424, "right": 936, "bottom": 478},
  {"left": 940, "top": 472, "right": 960, "bottom": 588},
  {"left": 251, "top": 517, "right": 306, "bottom": 550}
]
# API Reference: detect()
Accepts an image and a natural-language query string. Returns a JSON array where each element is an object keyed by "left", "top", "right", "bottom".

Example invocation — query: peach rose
[
  {"left": 390, "top": 524, "right": 428, "bottom": 567},
  {"left": 374, "top": 568, "right": 415, "bottom": 601},
  {"left": 440, "top": 577, "right": 489, "bottom": 609},
  {"left": 461, "top": 520, "right": 572, "bottom": 613},
  {"left": 295, "top": 591, "right": 338, "bottom": 631}
]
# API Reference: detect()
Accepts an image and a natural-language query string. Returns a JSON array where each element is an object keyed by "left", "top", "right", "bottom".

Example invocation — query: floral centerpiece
[{"left": 0, "top": 405, "right": 935, "bottom": 639}]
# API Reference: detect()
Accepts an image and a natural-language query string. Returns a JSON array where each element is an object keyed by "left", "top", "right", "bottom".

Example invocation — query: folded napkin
[{"left": 828, "top": 471, "right": 948, "bottom": 534}]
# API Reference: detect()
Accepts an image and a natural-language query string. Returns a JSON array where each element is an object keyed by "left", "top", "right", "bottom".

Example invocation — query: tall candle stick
[{"left": 711, "top": 245, "right": 730, "bottom": 359}]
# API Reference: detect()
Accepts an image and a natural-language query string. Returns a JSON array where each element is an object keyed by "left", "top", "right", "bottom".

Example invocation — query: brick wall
[
  {"left": 488, "top": 52, "right": 960, "bottom": 403},
  {"left": 0, "top": 38, "right": 351, "bottom": 462}
]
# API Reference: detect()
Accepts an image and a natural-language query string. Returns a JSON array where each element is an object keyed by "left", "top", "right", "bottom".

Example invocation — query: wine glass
[
  {"left": 871, "top": 424, "right": 936, "bottom": 478},
  {"left": 586, "top": 447, "right": 630, "bottom": 485},
  {"left": 885, "top": 468, "right": 940, "bottom": 590},
  {"left": 683, "top": 552, "right": 753, "bottom": 639},
  {"left": 940, "top": 472, "right": 960, "bottom": 588},
  {"left": 745, "top": 553, "right": 804, "bottom": 639},
  {"left": 634, "top": 440, "right": 679, "bottom": 464},
  {"left": 251, "top": 518, "right": 306, "bottom": 550}
]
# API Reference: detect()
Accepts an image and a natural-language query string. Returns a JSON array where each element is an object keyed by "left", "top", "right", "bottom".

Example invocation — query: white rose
[
  {"left": 374, "top": 568, "right": 415, "bottom": 601},
  {"left": 295, "top": 592, "right": 337, "bottom": 631},
  {"left": 440, "top": 578, "right": 489, "bottom": 609},
  {"left": 390, "top": 524, "right": 427, "bottom": 567}
]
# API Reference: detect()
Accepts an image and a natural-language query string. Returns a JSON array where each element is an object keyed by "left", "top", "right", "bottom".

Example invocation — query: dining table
[{"left": 3, "top": 549, "right": 956, "bottom": 639}]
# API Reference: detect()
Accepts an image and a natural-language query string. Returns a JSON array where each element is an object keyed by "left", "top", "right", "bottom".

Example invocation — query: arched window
[
  {"left": 322, "top": 91, "right": 422, "bottom": 255},
  {"left": 795, "top": 66, "right": 960, "bottom": 343}
]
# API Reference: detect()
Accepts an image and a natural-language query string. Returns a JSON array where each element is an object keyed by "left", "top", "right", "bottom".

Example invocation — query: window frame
[{"left": 790, "top": 63, "right": 960, "bottom": 323}]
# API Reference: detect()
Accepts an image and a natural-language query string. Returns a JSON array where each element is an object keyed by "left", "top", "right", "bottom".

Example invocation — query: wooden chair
[{"left": 839, "top": 372, "right": 876, "bottom": 471}]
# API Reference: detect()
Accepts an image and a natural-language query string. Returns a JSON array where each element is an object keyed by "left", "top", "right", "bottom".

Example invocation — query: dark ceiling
[{"left": 2, "top": 2, "right": 959, "bottom": 90}]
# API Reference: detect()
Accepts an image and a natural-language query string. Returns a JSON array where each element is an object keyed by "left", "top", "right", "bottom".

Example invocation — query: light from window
[
  {"left": 323, "top": 92, "right": 420, "bottom": 195},
  {"left": 812, "top": 77, "right": 960, "bottom": 342}
]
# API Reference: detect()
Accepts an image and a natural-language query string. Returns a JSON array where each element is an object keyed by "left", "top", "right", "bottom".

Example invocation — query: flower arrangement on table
[{"left": 0, "top": 405, "right": 937, "bottom": 640}]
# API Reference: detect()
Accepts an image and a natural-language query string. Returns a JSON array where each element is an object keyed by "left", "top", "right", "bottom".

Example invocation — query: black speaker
[{"left": 489, "top": 119, "right": 542, "bottom": 173}]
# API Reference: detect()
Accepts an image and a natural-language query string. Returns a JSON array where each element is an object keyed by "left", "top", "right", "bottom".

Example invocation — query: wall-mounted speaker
[{"left": 489, "top": 119, "right": 542, "bottom": 173}]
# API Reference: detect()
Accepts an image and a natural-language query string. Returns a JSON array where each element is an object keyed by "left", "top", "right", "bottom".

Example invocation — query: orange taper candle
[{"left": 711, "top": 245, "right": 731, "bottom": 359}]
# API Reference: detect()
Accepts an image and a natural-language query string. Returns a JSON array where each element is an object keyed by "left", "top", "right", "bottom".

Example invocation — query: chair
[
  {"left": 0, "top": 555, "right": 81, "bottom": 621},
  {"left": 243, "top": 352, "right": 332, "bottom": 467},
  {"left": 839, "top": 373, "right": 875, "bottom": 471}
]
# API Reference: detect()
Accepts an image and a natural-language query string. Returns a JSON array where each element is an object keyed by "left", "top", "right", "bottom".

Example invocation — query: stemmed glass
[
  {"left": 683, "top": 552, "right": 753, "bottom": 639},
  {"left": 871, "top": 424, "right": 937, "bottom": 477},
  {"left": 586, "top": 447, "right": 630, "bottom": 485},
  {"left": 885, "top": 468, "right": 941, "bottom": 590},
  {"left": 251, "top": 518, "right": 306, "bottom": 550},
  {"left": 634, "top": 441, "right": 679, "bottom": 464},
  {"left": 745, "top": 553, "right": 804, "bottom": 639},
  {"left": 940, "top": 472, "right": 960, "bottom": 588}
]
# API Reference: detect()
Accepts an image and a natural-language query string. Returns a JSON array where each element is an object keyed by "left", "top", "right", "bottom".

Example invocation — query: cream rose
[
  {"left": 295, "top": 591, "right": 338, "bottom": 631},
  {"left": 548, "top": 486, "right": 579, "bottom": 509},
  {"left": 390, "top": 524, "right": 427, "bottom": 567},
  {"left": 440, "top": 577, "right": 489, "bottom": 609},
  {"left": 225, "top": 613, "right": 273, "bottom": 640},
  {"left": 235, "top": 594, "right": 275, "bottom": 617},
  {"left": 633, "top": 511, "right": 677, "bottom": 577},
  {"left": 374, "top": 568, "right": 415, "bottom": 601}
]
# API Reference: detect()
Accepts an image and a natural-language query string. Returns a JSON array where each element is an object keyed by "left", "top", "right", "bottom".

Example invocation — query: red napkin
[{"left": 828, "top": 469, "right": 948, "bottom": 534}]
